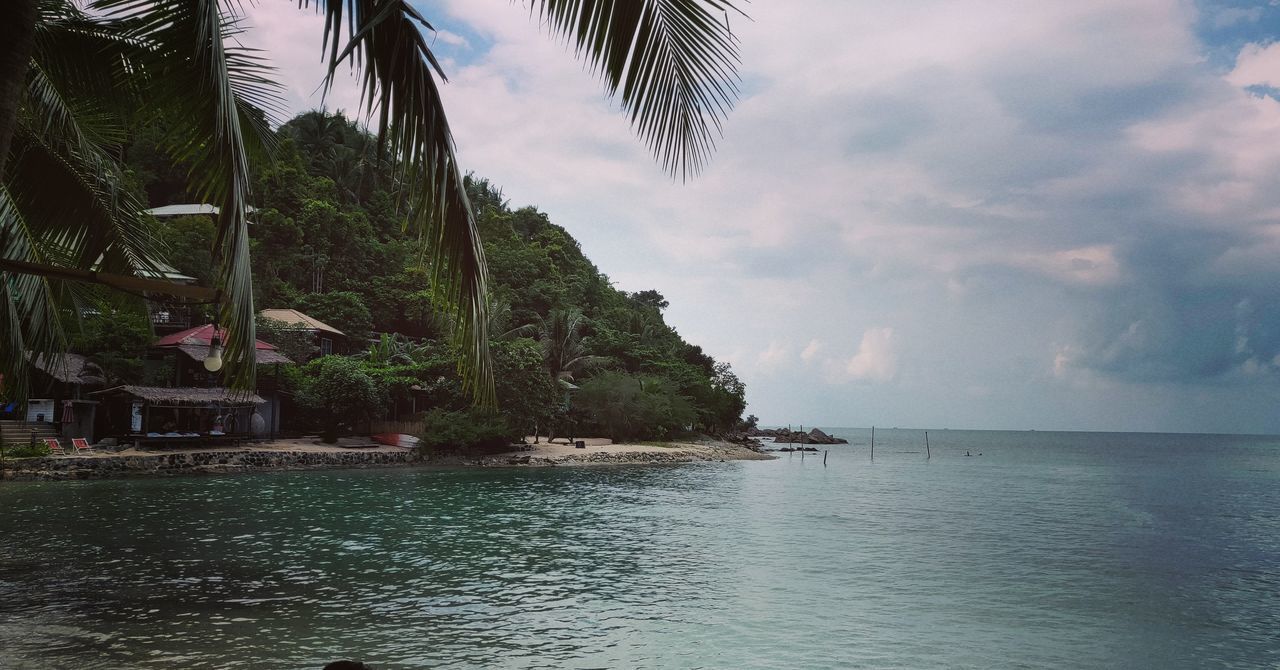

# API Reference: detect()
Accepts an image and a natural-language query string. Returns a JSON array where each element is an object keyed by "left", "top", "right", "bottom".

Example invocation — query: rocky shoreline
[
  {"left": 0, "top": 439, "right": 772, "bottom": 481},
  {"left": 749, "top": 426, "right": 848, "bottom": 445}
]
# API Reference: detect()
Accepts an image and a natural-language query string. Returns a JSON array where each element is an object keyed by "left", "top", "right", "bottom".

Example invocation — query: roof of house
[
  {"left": 145, "top": 203, "right": 257, "bottom": 218},
  {"left": 27, "top": 352, "right": 104, "bottom": 385},
  {"left": 154, "top": 324, "right": 279, "bottom": 350},
  {"left": 153, "top": 325, "right": 292, "bottom": 365},
  {"left": 174, "top": 344, "right": 292, "bottom": 366},
  {"left": 89, "top": 385, "right": 265, "bottom": 405},
  {"left": 259, "top": 308, "right": 346, "bottom": 336}
]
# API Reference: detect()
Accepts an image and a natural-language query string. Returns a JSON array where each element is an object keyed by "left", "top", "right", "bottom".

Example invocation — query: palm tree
[
  {"left": 1, "top": 0, "right": 745, "bottom": 405},
  {"left": 537, "top": 308, "right": 609, "bottom": 386}
]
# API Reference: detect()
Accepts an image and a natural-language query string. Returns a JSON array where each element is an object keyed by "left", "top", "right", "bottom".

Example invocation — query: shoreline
[{"left": 0, "top": 437, "right": 773, "bottom": 481}]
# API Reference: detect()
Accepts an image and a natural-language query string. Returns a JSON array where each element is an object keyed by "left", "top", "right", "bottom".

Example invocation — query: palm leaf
[
  {"left": 305, "top": 0, "right": 494, "bottom": 406},
  {"left": 528, "top": 0, "right": 745, "bottom": 179},
  {"left": 0, "top": 2, "right": 166, "bottom": 400},
  {"left": 0, "top": 184, "right": 68, "bottom": 403},
  {"left": 91, "top": 0, "right": 282, "bottom": 393}
]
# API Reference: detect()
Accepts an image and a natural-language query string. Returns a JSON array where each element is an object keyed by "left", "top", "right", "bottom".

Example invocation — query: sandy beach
[{"left": 483, "top": 437, "right": 774, "bottom": 466}]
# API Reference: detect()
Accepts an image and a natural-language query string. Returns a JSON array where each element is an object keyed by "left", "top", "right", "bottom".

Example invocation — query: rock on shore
[{"left": 752, "top": 427, "right": 848, "bottom": 445}]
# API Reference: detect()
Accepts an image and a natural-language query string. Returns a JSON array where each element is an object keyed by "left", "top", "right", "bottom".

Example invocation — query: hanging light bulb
[{"left": 204, "top": 332, "right": 223, "bottom": 372}]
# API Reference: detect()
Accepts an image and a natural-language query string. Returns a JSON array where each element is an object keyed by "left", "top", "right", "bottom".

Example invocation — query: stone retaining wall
[{"left": 1, "top": 449, "right": 418, "bottom": 481}]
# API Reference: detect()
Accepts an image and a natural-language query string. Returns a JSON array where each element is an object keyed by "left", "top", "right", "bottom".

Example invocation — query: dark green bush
[
  {"left": 417, "top": 408, "right": 512, "bottom": 453},
  {"left": 1, "top": 442, "right": 52, "bottom": 459},
  {"left": 296, "top": 356, "right": 386, "bottom": 442},
  {"left": 574, "top": 372, "right": 697, "bottom": 442}
]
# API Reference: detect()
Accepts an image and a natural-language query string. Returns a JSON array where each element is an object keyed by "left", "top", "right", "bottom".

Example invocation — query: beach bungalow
[
  {"left": 88, "top": 385, "right": 265, "bottom": 446},
  {"left": 145, "top": 324, "right": 292, "bottom": 438},
  {"left": 0, "top": 353, "right": 103, "bottom": 446},
  {"left": 259, "top": 308, "right": 352, "bottom": 359},
  {"left": 8, "top": 353, "right": 105, "bottom": 444}
]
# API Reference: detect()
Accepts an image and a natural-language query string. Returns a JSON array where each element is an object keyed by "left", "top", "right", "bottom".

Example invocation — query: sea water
[{"left": 0, "top": 429, "right": 1277, "bottom": 668}]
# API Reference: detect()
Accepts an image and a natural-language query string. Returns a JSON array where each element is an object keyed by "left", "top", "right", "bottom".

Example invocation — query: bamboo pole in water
[
  {"left": 871, "top": 426, "right": 875, "bottom": 461},
  {"left": 925, "top": 431, "right": 931, "bottom": 460},
  {"left": 823, "top": 450, "right": 828, "bottom": 466}
]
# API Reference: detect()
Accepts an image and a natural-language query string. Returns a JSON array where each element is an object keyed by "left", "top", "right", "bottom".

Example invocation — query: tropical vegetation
[
  {"left": 138, "top": 110, "right": 750, "bottom": 445},
  {"left": 1, "top": 0, "right": 746, "bottom": 406}
]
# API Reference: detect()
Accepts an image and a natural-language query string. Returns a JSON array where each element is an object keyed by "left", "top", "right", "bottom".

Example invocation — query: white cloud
[
  {"left": 1228, "top": 42, "right": 1280, "bottom": 90},
  {"left": 839, "top": 328, "right": 898, "bottom": 383},
  {"left": 756, "top": 341, "right": 792, "bottom": 372},
  {"left": 236, "top": 4, "right": 365, "bottom": 119},
  {"left": 800, "top": 339, "right": 824, "bottom": 363}
]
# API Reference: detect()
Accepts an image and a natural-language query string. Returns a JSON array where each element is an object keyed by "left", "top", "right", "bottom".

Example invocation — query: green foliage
[
  {"left": 575, "top": 372, "right": 697, "bottom": 442},
  {"left": 492, "top": 338, "right": 561, "bottom": 439},
  {"left": 120, "top": 111, "right": 749, "bottom": 438},
  {"left": 153, "top": 214, "right": 215, "bottom": 285},
  {"left": 0, "top": 442, "right": 52, "bottom": 459},
  {"left": 255, "top": 315, "right": 317, "bottom": 364},
  {"left": 417, "top": 408, "right": 511, "bottom": 452},
  {"left": 297, "top": 291, "right": 373, "bottom": 340},
  {"left": 296, "top": 356, "right": 386, "bottom": 441},
  {"left": 69, "top": 304, "right": 152, "bottom": 385}
]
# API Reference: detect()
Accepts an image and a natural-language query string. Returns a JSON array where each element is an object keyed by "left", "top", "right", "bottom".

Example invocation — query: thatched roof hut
[
  {"left": 27, "top": 352, "right": 105, "bottom": 386},
  {"left": 90, "top": 385, "right": 265, "bottom": 405}
]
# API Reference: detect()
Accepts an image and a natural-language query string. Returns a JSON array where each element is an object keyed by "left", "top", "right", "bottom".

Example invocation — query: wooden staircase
[{"left": 0, "top": 420, "right": 59, "bottom": 446}]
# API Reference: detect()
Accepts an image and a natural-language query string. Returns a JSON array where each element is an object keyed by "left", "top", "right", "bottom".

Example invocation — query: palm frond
[
  {"left": 305, "top": 0, "right": 493, "bottom": 406},
  {"left": 91, "top": 0, "right": 283, "bottom": 393},
  {"left": 4, "top": 122, "right": 158, "bottom": 279},
  {"left": 30, "top": 3, "right": 147, "bottom": 154},
  {"left": 0, "top": 184, "right": 68, "bottom": 403},
  {"left": 529, "top": 0, "right": 745, "bottom": 179},
  {"left": 1, "top": 3, "right": 171, "bottom": 400}
]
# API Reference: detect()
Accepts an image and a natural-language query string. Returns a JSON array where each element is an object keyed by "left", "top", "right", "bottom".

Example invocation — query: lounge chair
[
  {"left": 71, "top": 438, "right": 94, "bottom": 455},
  {"left": 43, "top": 438, "right": 67, "bottom": 456}
]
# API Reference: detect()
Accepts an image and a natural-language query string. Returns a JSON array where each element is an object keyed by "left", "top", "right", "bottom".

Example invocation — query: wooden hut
[
  {"left": 150, "top": 324, "right": 292, "bottom": 434},
  {"left": 23, "top": 353, "right": 104, "bottom": 443},
  {"left": 89, "top": 385, "right": 266, "bottom": 447}
]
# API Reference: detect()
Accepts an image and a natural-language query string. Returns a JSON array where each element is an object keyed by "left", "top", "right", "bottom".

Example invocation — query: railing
[{"left": 150, "top": 311, "right": 193, "bottom": 329}]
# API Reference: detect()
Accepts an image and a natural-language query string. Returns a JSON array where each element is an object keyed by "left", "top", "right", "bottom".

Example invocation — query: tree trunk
[{"left": 0, "top": 0, "right": 38, "bottom": 179}]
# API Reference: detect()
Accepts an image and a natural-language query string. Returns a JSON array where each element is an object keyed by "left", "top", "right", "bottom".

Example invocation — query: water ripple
[{"left": 2, "top": 431, "right": 1279, "bottom": 668}]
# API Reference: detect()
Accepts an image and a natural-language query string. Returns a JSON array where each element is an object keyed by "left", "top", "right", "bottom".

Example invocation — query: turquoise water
[{"left": 1, "top": 429, "right": 1278, "bottom": 668}]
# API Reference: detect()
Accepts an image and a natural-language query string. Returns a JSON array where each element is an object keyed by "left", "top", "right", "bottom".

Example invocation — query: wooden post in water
[
  {"left": 871, "top": 426, "right": 875, "bottom": 461},
  {"left": 925, "top": 431, "right": 931, "bottom": 460},
  {"left": 823, "top": 450, "right": 828, "bottom": 467}
]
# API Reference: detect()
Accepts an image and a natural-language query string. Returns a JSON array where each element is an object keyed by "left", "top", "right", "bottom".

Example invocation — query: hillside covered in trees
[{"left": 108, "top": 111, "right": 747, "bottom": 445}]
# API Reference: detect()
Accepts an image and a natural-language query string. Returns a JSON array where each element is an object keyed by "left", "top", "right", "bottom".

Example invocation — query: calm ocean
[{"left": 1, "top": 429, "right": 1277, "bottom": 668}]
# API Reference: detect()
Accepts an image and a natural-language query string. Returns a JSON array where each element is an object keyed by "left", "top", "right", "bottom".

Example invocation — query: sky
[{"left": 240, "top": 0, "right": 1280, "bottom": 434}]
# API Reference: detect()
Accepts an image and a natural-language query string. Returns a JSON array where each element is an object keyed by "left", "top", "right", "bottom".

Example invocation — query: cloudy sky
[{"left": 242, "top": 0, "right": 1280, "bottom": 434}]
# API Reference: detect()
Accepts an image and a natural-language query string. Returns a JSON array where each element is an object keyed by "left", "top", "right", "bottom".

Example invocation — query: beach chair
[
  {"left": 71, "top": 438, "right": 94, "bottom": 455},
  {"left": 42, "top": 438, "right": 67, "bottom": 456}
]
